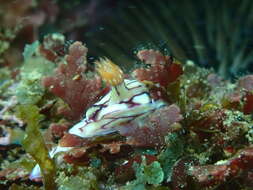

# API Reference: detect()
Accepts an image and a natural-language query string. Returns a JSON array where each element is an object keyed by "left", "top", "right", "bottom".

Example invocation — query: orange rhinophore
[{"left": 95, "top": 57, "right": 124, "bottom": 86}]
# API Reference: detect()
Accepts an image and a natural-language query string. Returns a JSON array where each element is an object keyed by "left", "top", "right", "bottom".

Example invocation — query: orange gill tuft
[{"left": 95, "top": 57, "right": 124, "bottom": 86}]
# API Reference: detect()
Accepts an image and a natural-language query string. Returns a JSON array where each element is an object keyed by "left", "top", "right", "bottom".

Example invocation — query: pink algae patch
[
  {"left": 134, "top": 49, "right": 183, "bottom": 87},
  {"left": 42, "top": 42, "right": 103, "bottom": 120}
]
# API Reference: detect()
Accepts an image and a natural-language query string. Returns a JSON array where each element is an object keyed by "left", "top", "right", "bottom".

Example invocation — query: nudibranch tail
[
  {"left": 29, "top": 146, "right": 73, "bottom": 180},
  {"left": 95, "top": 57, "right": 124, "bottom": 86}
]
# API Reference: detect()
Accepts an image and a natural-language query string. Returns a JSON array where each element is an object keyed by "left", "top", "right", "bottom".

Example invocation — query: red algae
[
  {"left": 238, "top": 75, "right": 253, "bottom": 92},
  {"left": 134, "top": 49, "right": 183, "bottom": 87},
  {"left": 119, "top": 104, "right": 183, "bottom": 147},
  {"left": 42, "top": 41, "right": 103, "bottom": 120},
  {"left": 189, "top": 147, "right": 253, "bottom": 188},
  {"left": 243, "top": 93, "right": 253, "bottom": 114}
]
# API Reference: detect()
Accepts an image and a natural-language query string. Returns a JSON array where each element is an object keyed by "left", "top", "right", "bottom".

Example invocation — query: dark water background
[{"left": 39, "top": 0, "right": 253, "bottom": 79}]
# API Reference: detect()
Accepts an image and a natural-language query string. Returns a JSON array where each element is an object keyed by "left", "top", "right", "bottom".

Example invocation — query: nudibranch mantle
[{"left": 68, "top": 78, "right": 166, "bottom": 138}]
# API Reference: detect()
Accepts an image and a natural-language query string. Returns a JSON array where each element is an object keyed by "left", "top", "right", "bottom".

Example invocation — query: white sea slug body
[
  {"left": 68, "top": 79, "right": 165, "bottom": 138},
  {"left": 68, "top": 58, "right": 165, "bottom": 138}
]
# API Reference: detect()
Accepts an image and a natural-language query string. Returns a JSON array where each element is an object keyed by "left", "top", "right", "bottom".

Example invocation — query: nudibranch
[
  {"left": 68, "top": 58, "right": 166, "bottom": 138},
  {"left": 30, "top": 58, "right": 166, "bottom": 179}
]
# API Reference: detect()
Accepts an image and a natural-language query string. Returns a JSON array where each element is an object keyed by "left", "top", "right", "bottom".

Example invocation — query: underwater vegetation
[
  {"left": 1, "top": 34, "right": 253, "bottom": 190},
  {"left": 0, "top": 0, "right": 253, "bottom": 190}
]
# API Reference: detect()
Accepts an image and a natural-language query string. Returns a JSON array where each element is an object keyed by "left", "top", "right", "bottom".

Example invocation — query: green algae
[
  {"left": 9, "top": 183, "right": 42, "bottom": 190},
  {"left": 22, "top": 41, "right": 40, "bottom": 59},
  {"left": 5, "top": 128, "right": 25, "bottom": 145},
  {"left": 0, "top": 28, "right": 16, "bottom": 55},
  {"left": 139, "top": 161, "right": 164, "bottom": 185},
  {"left": 121, "top": 157, "right": 164, "bottom": 190},
  {"left": 0, "top": 67, "right": 13, "bottom": 97},
  {"left": 158, "top": 133, "right": 185, "bottom": 182},
  {"left": 16, "top": 105, "right": 57, "bottom": 190},
  {"left": 16, "top": 41, "right": 55, "bottom": 105},
  {"left": 0, "top": 40, "right": 10, "bottom": 55},
  {"left": 90, "top": 157, "right": 102, "bottom": 168},
  {"left": 246, "top": 125, "right": 253, "bottom": 145},
  {"left": 56, "top": 167, "right": 99, "bottom": 190},
  {"left": 1, "top": 153, "right": 35, "bottom": 173}
]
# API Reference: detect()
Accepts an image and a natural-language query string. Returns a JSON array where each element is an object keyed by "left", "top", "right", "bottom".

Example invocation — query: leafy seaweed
[
  {"left": 16, "top": 105, "right": 57, "bottom": 190},
  {"left": 121, "top": 157, "right": 164, "bottom": 190},
  {"left": 0, "top": 67, "right": 13, "bottom": 97}
]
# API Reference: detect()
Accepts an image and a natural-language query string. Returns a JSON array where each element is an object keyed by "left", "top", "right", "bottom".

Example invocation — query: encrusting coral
[{"left": 1, "top": 34, "right": 253, "bottom": 190}]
